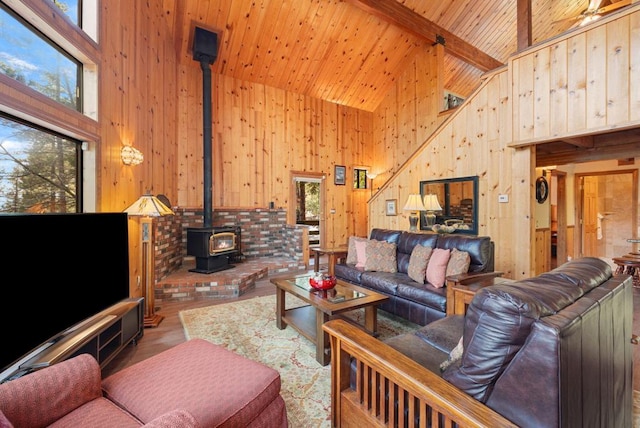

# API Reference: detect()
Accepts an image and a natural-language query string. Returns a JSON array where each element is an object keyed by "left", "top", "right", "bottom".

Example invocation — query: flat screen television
[{"left": 0, "top": 212, "right": 130, "bottom": 380}]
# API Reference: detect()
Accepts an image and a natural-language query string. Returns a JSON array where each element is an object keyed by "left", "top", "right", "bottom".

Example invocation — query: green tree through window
[{"left": 0, "top": 115, "right": 79, "bottom": 213}]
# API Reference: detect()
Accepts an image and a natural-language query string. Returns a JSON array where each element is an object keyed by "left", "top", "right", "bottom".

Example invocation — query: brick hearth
[{"left": 155, "top": 256, "right": 315, "bottom": 302}]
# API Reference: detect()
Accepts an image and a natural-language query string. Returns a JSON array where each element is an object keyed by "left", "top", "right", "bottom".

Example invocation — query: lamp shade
[
  {"left": 423, "top": 194, "right": 443, "bottom": 211},
  {"left": 403, "top": 194, "right": 426, "bottom": 212},
  {"left": 124, "top": 193, "right": 174, "bottom": 216}
]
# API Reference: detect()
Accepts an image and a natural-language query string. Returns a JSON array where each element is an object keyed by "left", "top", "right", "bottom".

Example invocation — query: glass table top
[{"left": 286, "top": 274, "right": 366, "bottom": 303}]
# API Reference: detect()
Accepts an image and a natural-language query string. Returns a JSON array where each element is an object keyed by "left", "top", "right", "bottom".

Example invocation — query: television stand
[{"left": 1, "top": 298, "right": 143, "bottom": 382}]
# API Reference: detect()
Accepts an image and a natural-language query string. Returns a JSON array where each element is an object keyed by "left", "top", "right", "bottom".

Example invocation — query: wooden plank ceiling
[
  {"left": 170, "top": 0, "right": 638, "bottom": 164},
  {"left": 170, "top": 0, "right": 631, "bottom": 113}
]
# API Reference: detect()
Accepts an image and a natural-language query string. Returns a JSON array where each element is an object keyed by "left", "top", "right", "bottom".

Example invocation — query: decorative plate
[{"left": 536, "top": 176, "right": 548, "bottom": 204}]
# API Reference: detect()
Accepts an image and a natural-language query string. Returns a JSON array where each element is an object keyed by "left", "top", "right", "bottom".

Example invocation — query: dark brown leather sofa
[
  {"left": 334, "top": 228, "right": 499, "bottom": 325},
  {"left": 324, "top": 257, "right": 634, "bottom": 427}
]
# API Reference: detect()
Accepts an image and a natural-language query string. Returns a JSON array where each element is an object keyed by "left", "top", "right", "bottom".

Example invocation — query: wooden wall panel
[
  {"left": 369, "top": 68, "right": 524, "bottom": 279},
  {"left": 174, "top": 61, "right": 374, "bottom": 245},
  {"left": 567, "top": 33, "right": 587, "bottom": 133},
  {"left": 369, "top": 7, "right": 640, "bottom": 279},
  {"left": 511, "top": 7, "right": 640, "bottom": 145},
  {"left": 632, "top": 12, "right": 640, "bottom": 123},
  {"left": 99, "top": 1, "right": 179, "bottom": 297}
]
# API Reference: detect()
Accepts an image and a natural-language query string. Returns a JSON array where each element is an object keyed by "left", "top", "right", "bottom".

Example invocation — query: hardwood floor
[
  {"left": 102, "top": 265, "right": 640, "bottom": 392},
  {"left": 102, "top": 277, "right": 277, "bottom": 378}
]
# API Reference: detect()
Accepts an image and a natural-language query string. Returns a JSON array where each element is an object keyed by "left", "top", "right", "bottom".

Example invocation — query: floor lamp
[{"left": 124, "top": 193, "right": 174, "bottom": 328}]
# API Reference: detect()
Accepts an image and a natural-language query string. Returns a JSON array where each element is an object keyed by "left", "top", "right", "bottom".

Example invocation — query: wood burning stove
[{"left": 187, "top": 227, "right": 239, "bottom": 273}]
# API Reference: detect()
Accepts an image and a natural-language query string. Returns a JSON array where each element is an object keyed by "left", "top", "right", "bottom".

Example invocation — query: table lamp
[
  {"left": 423, "top": 194, "right": 443, "bottom": 228},
  {"left": 124, "top": 193, "right": 174, "bottom": 327},
  {"left": 403, "top": 194, "right": 426, "bottom": 231}
]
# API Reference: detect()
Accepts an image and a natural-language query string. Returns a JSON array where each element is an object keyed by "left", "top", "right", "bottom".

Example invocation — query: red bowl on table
[{"left": 309, "top": 275, "right": 337, "bottom": 290}]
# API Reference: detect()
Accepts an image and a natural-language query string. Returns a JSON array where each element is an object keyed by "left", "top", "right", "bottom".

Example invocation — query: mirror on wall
[{"left": 419, "top": 176, "right": 479, "bottom": 235}]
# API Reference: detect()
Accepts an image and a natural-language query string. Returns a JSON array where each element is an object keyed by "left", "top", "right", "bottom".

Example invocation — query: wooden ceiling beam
[
  {"left": 517, "top": 0, "right": 532, "bottom": 51},
  {"left": 537, "top": 141, "right": 640, "bottom": 166},
  {"left": 346, "top": 0, "right": 504, "bottom": 72},
  {"left": 558, "top": 136, "right": 594, "bottom": 147}
]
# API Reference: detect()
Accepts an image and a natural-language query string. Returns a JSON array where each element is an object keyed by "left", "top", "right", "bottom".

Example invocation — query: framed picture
[
  {"left": 334, "top": 165, "right": 346, "bottom": 185},
  {"left": 385, "top": 199, "right": 397, "bottom": 216}
]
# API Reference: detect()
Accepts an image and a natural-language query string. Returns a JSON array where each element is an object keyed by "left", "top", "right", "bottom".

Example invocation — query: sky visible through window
[
  {"left": 0, "top": 1, "right": 81, "bottom": 213},
  {"left": 52, "top": 1, "right": 79, "bottom": 26},
  {"left": 0, "top": 4, "right": 79, "bottom": 109}
]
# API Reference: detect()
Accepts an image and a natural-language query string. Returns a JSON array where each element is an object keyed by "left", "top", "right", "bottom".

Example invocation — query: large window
[
  {"left": 0, "top": 4, "right": 81, "bottom": 110},
  {"left": 0, "top": 0, "right": 94, "bottom": 213},
  {"left": 0, "top": 113, "right": 80, "bottom": 213}
]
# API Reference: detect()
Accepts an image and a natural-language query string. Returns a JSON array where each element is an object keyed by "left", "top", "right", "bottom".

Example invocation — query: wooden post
[{"left": 141, "top": 216, "right": 163, "bottom": 328}]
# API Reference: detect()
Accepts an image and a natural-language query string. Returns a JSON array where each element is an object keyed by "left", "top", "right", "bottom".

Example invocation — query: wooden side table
[
  {"left": 311, "top": 247, "right": 348, "bottom": 276},
  {"left": 612, "top": 238, "right": 640, "bottom": 288},
  {"left": 446, "top": 277, "right": 515, "bottom": 316}
]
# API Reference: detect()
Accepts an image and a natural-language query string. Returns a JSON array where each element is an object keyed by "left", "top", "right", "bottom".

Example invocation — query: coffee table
[{"left": 270, "top": 273, "right": 389, "bottom": 365}]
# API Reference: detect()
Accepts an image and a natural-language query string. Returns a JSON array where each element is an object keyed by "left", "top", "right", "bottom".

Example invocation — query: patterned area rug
[
  {"left": 179, "top": 295, "right": 419, "bottom": 427},
  {"left": 181, "top": 296, "right": 640, "bottom": 427}
]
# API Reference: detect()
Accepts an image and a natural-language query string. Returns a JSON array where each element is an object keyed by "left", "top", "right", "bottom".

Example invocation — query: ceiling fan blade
[
  {"left": 587, "top": 0, "right": 605, "bottom": 13},
  {"left": 595, "top": 0, "right": 631, "bottom": 15}
]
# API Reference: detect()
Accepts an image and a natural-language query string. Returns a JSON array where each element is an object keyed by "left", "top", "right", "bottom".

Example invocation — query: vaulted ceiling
[{"left": 171, "top": 0, "right": 631, "bottom": 112}]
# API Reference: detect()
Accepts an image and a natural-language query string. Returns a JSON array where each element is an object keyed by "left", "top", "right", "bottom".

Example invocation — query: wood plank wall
[
  {"left": 97, "top": 3, "right": 639, "bottom": 289},
  {"left": 99, "top": 1, "right": 179, "bottom": 296},
  {"left": 368, "top": 5, "right": 640, "bottom": 279},
  {"left": 510, "top": 8, "right": 640, "bottom": 146},
  {"left": 174, "top": 69, "right": 375, "bottom": 246}
]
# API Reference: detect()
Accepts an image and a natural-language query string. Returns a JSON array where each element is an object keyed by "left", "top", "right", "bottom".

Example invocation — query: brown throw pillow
[
  {"left": 446, "top": 248, "right": 471, "bottom": 276},
  {"left": 408, "top": 245, "right": 433, "bottom": 284},
  {"left": 346, "top": 236, "right": 367, "bottom": 265},
  {"left": 364, "top": 239, "right": 397, "bottom": 273}
]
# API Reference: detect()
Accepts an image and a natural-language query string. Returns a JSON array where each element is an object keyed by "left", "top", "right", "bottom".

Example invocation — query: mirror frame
[{"left": 419, "top": 175, "right": 479, "bottom": 235}]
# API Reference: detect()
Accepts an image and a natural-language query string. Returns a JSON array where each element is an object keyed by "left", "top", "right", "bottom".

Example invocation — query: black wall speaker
[{"left": 192, "top": 27, "right": 218, "bottom": 64}]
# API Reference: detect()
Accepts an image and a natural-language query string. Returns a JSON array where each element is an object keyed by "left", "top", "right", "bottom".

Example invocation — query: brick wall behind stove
[
  {"left": 178, "top": 207, "right": 305, "bottom": 257},
  {"left": 153, "top": 208, "right": 305, "bottom": 281}
]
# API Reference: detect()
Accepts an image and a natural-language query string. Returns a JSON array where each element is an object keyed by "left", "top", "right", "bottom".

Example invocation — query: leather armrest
[{"left": 322, "top": 319, "right": 517, "bottom": 428}]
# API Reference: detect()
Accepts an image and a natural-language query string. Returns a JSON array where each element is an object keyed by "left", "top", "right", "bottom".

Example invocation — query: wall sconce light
[
  {"left": 366, "top": 172, "right": 377, "bottom": 194},
  {"left": 403, "top": 194, "right": 426, "bottom": 231},
  {"left": 121, "top": 146, "right": 144, "bottom": 166}
]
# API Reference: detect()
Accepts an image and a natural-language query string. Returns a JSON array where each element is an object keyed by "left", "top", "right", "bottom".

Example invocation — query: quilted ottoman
[{"left": 102, "top": 338, "right": 288, "bottom": 427}]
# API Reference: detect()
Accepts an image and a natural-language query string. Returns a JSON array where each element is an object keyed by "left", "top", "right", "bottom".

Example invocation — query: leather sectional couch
[
  {"left": 334, "top": 228, "right": 500, "bottom": 325},
  {"left": 324, "top": 257, "right": 634, "bottom": 427}
]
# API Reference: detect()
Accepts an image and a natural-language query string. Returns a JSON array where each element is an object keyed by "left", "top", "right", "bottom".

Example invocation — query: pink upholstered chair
[{"left": 0, "top": 339, "right": 288, "bottom": 428}]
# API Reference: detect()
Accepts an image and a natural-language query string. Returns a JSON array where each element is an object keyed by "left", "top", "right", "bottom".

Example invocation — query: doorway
[
  {"left": 550, "top": 171, "right": 567, "bottom": 269},
  {"left": 575, "top": 170, "right": 638, "bottom": 261},
  {"left": 289, "top": 172, "right": 326, "bottom": 259}
]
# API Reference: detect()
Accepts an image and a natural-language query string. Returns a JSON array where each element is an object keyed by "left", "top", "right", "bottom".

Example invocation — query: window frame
[{"left": 0, "top": 0, "right": 99, "bottom": 212}]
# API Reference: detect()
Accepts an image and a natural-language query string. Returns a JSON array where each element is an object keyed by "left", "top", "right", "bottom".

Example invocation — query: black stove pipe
[
  {"left": 200, "top": 60, "right": 213, "bottom": 228},
  {"left": 192, "top": 27, "right": 218, "bottom": 229}
]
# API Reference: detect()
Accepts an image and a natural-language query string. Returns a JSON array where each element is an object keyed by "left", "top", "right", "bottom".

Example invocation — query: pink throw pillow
[
  {"left": 426, "top": 248, "right": 451, "bottom": 288},
  {"left": 346, "top": 236, "right": 366, "bottom": 264},
  {"left": 354, "top": 239, "right": 368, "bottom": 268}
]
